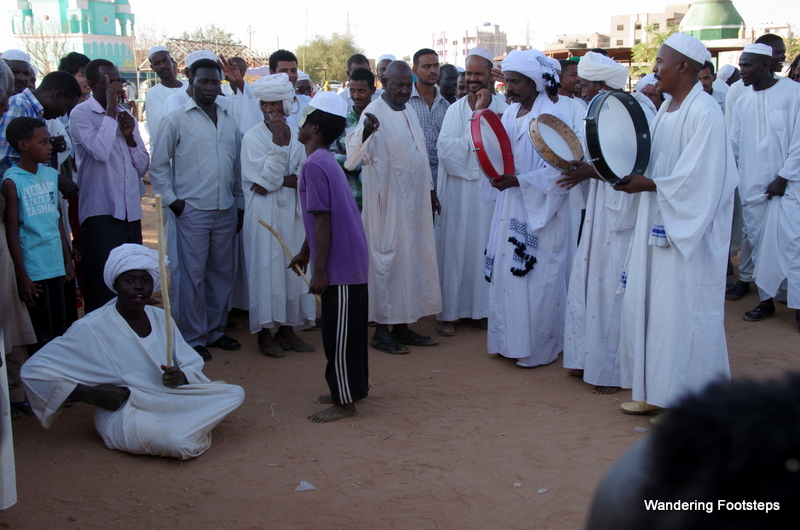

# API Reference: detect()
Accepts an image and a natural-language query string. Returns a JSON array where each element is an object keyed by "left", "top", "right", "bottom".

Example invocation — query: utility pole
[{"left": 247, "top": 26, "right": 254, "bottom": 64}]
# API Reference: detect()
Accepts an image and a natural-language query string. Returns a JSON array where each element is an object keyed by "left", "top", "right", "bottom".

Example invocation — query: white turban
[
  {"left": 252, "top": 73, "right": 295, "bottom": 115},
  {"left": 297, "top": 69, "right": 310, "bottom": 82},
  {"left": 308, "top": 91, "right": 348, "bottom": 118},
  {"left": 578, "top": 51, "right": 629, "bottom": 90},
  {"left": 466, "top": 47, "right": 494, "bottom": 68},
  {"left": 185, "top": 50, "right": 218, "bottom": 68},
  {"left": 378, "top": 54, "right": 396, "bottom": 64},
  {"left": 148, "top": 46, "right": 168, "bottom": 59},
  {"left": 717, "top": 64, "right": 736, "bottom": 82},
  {"left": 2, "top": 49, "right": 30, "bottom": 63},
  {"left": 104, "top": 244, "right": 163, "bottom": 294},
  {"left": 743, "top": 43, "right": 773, "bottom": 57},
  {"left": 663, "top": 33, "right": 711, "bottom": 65},
  {"left": 635, "top": 73, "right": 657, "bottom": 93},
  {"left": 501, "top": 49, "right": 559, "bottom": 93}
]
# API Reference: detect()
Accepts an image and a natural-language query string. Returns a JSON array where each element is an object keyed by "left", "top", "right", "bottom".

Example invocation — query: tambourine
[
  {"left": 584, "top": 90, "right": 651, "bottom": 185},
  {"left": 470, "top": 108, "right": 514, "bottom": 182},
  {"left": 528, "top": 113, "right": 584, "bottom": 171}
]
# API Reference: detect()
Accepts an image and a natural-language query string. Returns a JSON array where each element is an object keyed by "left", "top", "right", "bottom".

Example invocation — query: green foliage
[
  {"left": 786, "top": 36, "right": 800, "bottom": 64},
  {"left": 295, "top": 33, "right": 364, "bottom": 84},
  {"left": 178, "top": 24, "right": 240, "bottom": 45},
  {"left": 631, "top": 23, "right": 680, "bottom": 78}
]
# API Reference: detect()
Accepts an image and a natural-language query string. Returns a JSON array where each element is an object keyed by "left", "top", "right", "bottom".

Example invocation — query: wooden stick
[
  {"left": 155, "top": 194, "right": 174, "bottom": 367},
  {"left": 258, "top": 219, "right": 322, "bottom": 304}
]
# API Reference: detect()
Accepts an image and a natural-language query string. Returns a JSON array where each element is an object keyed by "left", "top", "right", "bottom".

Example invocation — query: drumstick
[
  {"left": 154, "top": 194, "right": 174, "bottom": 367},
  {"left": 258, "top": 219, "right": 322, "bottom": 305}
]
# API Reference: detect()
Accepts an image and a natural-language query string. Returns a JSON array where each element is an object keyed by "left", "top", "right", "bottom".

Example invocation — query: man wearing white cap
[
  {"left": 295, "top": 70, "right": 313, "bottom": 97},
  {"left": 376, "top": 54, "right": 395, "bottom": 81},
  {"left": 724, "top": 34, "right": 786, "bottom": 128},
  {"left": 2, "top": 49, "right": 32, "bottom": 95},
  {"left": 145, "top": 46, "right": 186, "bottom": 145},
  {"left": 731, "top": 43, "right": 800, "bottom": 329},
  {"left": 483, "top": 49, "right": 569, "bottom": 368},
  {"left": 290, "top": 92, "right": 370, "bottom": 423},
  {"left": 717, "top": 64, "right": 740, "bottom": 86},
  {"left": 21, "top": 243, "right": 245, "bottom": 459},
  {"left": 339, "top": 54, "right": 382, "bottom": 110},
  {"left": 634, "top": 74, "right": 663, "bottom": 115},
  {"left": 150, "top": 58, "right": 244, "bottom": 361},
  {"left": 164, "top": 50, "right": 222, "bottom": 113},
  {"left": 345, "top": 60, "right": 442, "bottom": 354},
  {"left": 434, "top": 47, "right": 507, "bottom": 337},
  {"left": 614, "top": 33, "right": 736, "bottom": 416},
  {"left": 241, "top": 73, "right": 316, "bottom": 357}
]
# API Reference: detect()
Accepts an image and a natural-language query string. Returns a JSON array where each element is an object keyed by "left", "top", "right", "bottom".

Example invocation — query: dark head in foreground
[{"left": 586, "top": 373, "right": 800, "bottom": 530}]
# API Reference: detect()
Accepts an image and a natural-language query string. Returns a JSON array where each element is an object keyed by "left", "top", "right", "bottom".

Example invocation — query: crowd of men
[{"left": 0, "top": 30, "right": 798, "bottom": 482}]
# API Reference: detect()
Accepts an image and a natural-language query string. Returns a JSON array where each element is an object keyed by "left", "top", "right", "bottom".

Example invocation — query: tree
[
  {"left": 630, "top": 23, "right": 680, "bottom": 78},
  {"left": 18, "top": 20, "right": 70, "bottom": 75},
  {"left": 786, "top": 36, "right": 800, "bottom": 65},
  {"left": 295, "top": 33, "right": 364, "bottom": 84},
  {"left": 178, "top": 24, "right": 240, "bottom": 46}
]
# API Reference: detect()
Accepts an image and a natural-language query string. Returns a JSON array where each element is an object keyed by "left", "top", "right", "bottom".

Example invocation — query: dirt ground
[{"left": 2, "top": 185, "right": 799, "bottom": 529}]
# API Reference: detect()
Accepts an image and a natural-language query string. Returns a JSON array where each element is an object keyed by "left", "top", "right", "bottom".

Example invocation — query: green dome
[{"left": 681, "top": 0, "right": 744, "bottom": 40}]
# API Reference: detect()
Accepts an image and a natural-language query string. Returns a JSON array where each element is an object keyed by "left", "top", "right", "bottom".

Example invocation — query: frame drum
[
  {"left": 528, "top": 113, "right": 583, "bottom": 171},
  {"left": 584, "top": 90, "right": 651, "bottom": 184},
  {"left": 470, "top": 108, "right": 514, "bottom": 182}
]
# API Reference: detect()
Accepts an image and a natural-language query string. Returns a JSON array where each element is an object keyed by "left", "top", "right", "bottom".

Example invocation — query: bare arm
[
  {"left": 58, "top": 205, "right": 75, "bottom": 282},
  {"left": 68, "top": 383, "right": 130, "bottom": 411},
  {"left": 2, "top": 179, "right": 40, "bottom": 306}
]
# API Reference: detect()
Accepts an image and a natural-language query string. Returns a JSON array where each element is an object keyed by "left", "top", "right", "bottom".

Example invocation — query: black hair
[
  {"left": 413, "top": 48, "right": 437, "bottom": 66},
  {"left": 755, "top": 33, "right": 784, "bottom": 48},
  {"left": 269, "top": 49, "right": 298, "bottom": 72},
  {"left": 37, "top": 71, "right": 82, "bottom": 99},
  {"left": 190, "top": 59, "right": 221, "bottom": 78},
  {"left": 349, "top": 67, "right": 374, "bottom": 88},
  {"left": 559, "top": 59, "right": 577, "bottom": 71},
  {"left": 85, "top": 59, "right": 114, "bottom": 83},
  {"left": 702, "top": 60, "right": 715, "bottom": 75},
  {"left": 305, "top": 109, "right": 346, "bottom": 145},
  {"left": 6, "top": 116, "right": 47, "bottom": 151},
  {"left": 58, "top": 52, "right": 91, "bottom": 75},
  {"left": 590, "top": 48, "right": 609, "bottom": 56},
  {"left": 347, "top": 54, "right": 369, "bottom": 71}
]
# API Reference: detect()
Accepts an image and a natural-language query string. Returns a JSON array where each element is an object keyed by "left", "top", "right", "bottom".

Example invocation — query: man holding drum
[{"left": 613, "top": 33, "right": 737, "bottom": 418}]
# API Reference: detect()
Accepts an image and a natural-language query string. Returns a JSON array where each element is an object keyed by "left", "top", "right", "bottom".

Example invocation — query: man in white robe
[
  {"left": 346, "top": 61, "right": 442, "bottom": 353},
  {"left": 434, "top": 47, "right": 507, "bottom": 337},
  {"left": 732, "top": 46, "right": 800, "bottom": 328},
  {"left": 21, "top": 244, "right": 244, "bottom": 459},
  {"left": 483, "top": 49, "right": 570, "bottom": 368},
  {"left": 241, "top": 74, "right": 316, "bottom": 356},
  {"left": 144, "top": 47, "right": 185, "bottom": 148},
  {"left": 615, "top": 34, "right": 736, "bottom": 414},
  {"left": 558, "top": 52, "right": 642, "bottom": 392}
]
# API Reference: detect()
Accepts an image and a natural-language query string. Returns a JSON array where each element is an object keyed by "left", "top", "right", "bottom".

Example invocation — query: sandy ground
[{"left": 2, "top": 185, "right": 799, "bottom": 529}]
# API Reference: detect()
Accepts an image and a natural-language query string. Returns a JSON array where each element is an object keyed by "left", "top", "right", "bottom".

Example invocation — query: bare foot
[
  {"left": 316, "top": 394, "right": 333, "bottom": 404},
  {"left": 593, "top": 386, "right": 621, "bottom": 395},
  {"left": 566, "top": 369, "right": 584, "bottom": 377},
  {"left": 308, "top": 403, "right": 357, "bottom": 423}
]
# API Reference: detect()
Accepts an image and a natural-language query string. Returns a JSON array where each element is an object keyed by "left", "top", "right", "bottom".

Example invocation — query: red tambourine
[{"left": 470, "top": 108, "right": 514, "bottom": 182}]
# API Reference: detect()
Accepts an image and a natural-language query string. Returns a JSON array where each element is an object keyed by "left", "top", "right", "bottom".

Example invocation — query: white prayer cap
[
  {"left": 104, "top": 244, "right": 163, "bottom": 294},
  {"left": 378, "top": 54, "right": 396, "bottom": 63},
  {"left": 30, "top": 64, "right": 37, "bottom": 77},
  {"left": 717, "top": 64, "right": 736, "bottom": 82},
  {"left": 308, "top": 91, "right": 348, "bottom": 118},
  {"left": 663, "top": 33, "right": 711, "bottom": 65},
  {"left": 578, "top": 51, "right": 629, "bottom": 90},
  {"left": 185, "top": 50, "right": 218, "bottom": 68},
  {"left": 635, "top": 73, "right": 657, "bottom": 93},
  {"left": 466, "top": 47, "right": 494, "bottom": 67},
  {"left": 252, "top": 73, "right": 295, "bottom": 102},
  {"left": 742, "top": 43, "right": 773, "bottom": 57},
  {"left": 546, "top": 56, "right": 562, "bottom": 74},
  {"left": 2, "top": 49, "right": 30, "bottom": 63},
  {"left": 501, "top": 48, "right": 559, "bottom": 93},
  {"left": 297, "top": 69, "right": 310, "bottom": 82},
  {"left": 148, "top": 46, "right": 168, "bottom": 59},
  {"left": 456, "top": 66, "right": 465, "bottom": 73}
]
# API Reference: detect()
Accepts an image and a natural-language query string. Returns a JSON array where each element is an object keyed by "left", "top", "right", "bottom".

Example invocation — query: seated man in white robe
[
  {"left": 241, "top": 74, "right": 316, "bottom": 356},
  {"left": 484, "top": 49, "right": 570, "bottom": 368},
  {"left": 21, "top": 244, "right": 245, "bottom": 459},
  {"left": 614, "top": 33, "right": 736, "bottom": 416}
]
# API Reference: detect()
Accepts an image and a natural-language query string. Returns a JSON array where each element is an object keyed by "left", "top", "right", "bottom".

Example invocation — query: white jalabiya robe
[
  {"left": 241, "top": 122, "right": 315, "bottom": 333},
  {"left": 21, "top": 303, "right": 245, "bottom": 459},
  {"left": 484, "top": 96, "right": 570, "bottom": 367},
  {"left": 144, "top": 81, "right": 186, "bottom": 147},
  {"left": 751, "top": 81, "right": 800, "bottom": 308},
  {"left": 732, "top": 79, "right": 800, "bottom": 302},
  {"left": 619, "top": 83, "right": 737, "bottom": 408},
  {"left": 435, "top": 95, "right": 508, "bottom": 321},
  {"left": 346, "top": 97, "right": 442, "bottom": 324}
]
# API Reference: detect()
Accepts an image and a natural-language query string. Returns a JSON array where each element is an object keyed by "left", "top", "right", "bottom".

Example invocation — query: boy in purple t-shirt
[{"left": 290, "top": 93, "right": 370, "bottom": 423}]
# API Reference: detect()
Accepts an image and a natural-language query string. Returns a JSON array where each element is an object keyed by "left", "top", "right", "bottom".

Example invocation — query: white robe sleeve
[
  {"left": 778, "top": 95, "right": 800, "bottom": 181},
  {"left": 438, "top": 101, "right": 479, "bottom": 181},
  {"left": 345, "top": 112, "right": 377, "bottom": 171},
  {"left": 241, "top": 124, "right": 291, "bottom": 192}
]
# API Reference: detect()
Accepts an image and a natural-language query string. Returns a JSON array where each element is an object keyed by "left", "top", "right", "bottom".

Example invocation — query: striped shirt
[
  {"left": 0, "top": 89, "right": 46, "bottom": 174},
  {"left": 408, "top": 83, "right": 450, "bottom": 188}
]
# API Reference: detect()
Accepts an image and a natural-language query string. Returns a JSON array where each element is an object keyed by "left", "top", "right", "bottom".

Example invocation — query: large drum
[
  {"left": 528, "top": 113, "right": 583, "bottom": 171},
  {"left": 584, "top": 90, "right": 651, "bottom": 184},
  {"left": 470, "top": 108, "right": 514, "bottom": 182}
]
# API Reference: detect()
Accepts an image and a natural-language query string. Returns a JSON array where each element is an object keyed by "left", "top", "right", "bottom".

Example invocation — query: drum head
[
  {"left": 528, "top": 113, "right": 583, "bottom": 171},
  {"left": 584, "top": 91, "right": 651, "bottom": 184},
  {"left": 470, "top": 108, "right": 514, "bottom": 181}
]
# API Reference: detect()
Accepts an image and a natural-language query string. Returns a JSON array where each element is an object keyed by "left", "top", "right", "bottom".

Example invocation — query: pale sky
[{"left": 1, "top": 0, "right": 797, "bottom": 62}]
